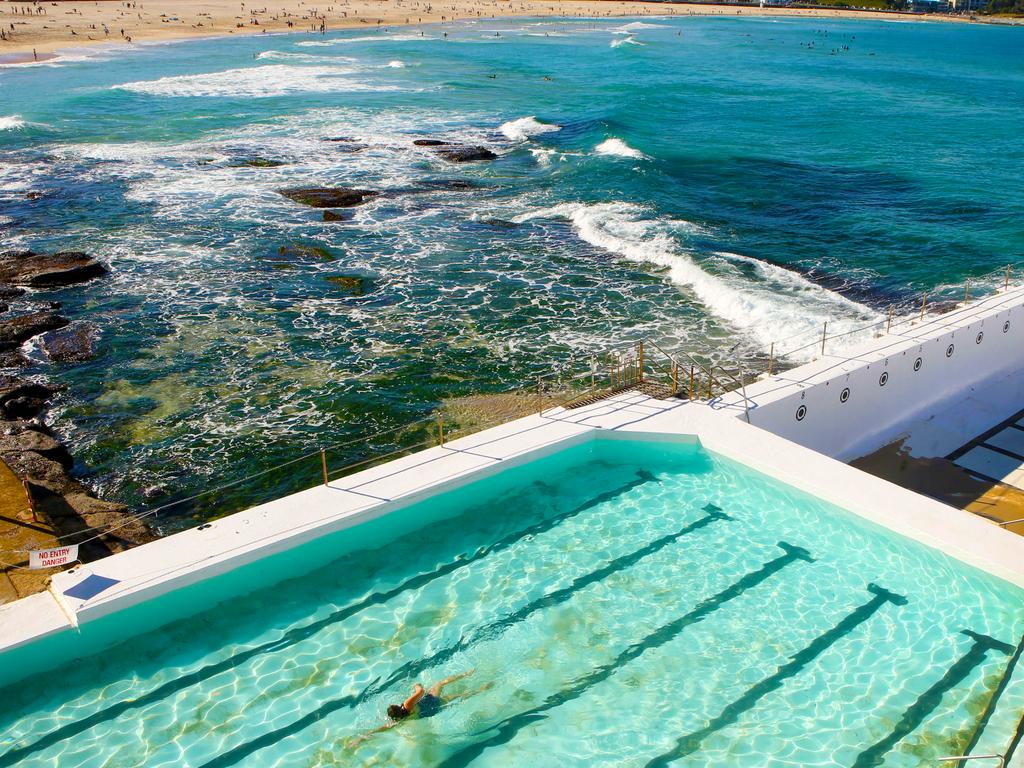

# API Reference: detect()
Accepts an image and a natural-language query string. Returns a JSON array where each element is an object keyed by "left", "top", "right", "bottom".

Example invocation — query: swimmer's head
[{"left": 387, "top": 704, "right": 410, "bottom": 720}]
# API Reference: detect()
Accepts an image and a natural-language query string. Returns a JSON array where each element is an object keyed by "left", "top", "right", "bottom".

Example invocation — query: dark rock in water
[
  {"left": 25, "top": 191, "right": 44, "bottom": 201},
  {"left": 0, "top": 303, "right": 7, "bottom": 314},
  {"left": 39, "top": 323, "right": 99, "bottom": 363},
  {"left": 408, "top": 179, "right": 478, "bottom": 193},
  {"left": 0, "top": 430, "right": 72, "bottom": 468},
  {"left": 279, "top": 187, "right": 379, "bottom": 208},
  {"left": 4, "top": 396, "right": 50, "bottom": 419},
  {"left": 436, "top": 146, "right": 498, "bottom": 163},
  {"left": 0, "top": 250, "right": 108, "bottom": 288},
  {"left": 0, "top": 418, "right": 53, "bottom": 437},
  {"left": 0, "top": 350, "right": 28, "bottom": 368},
  {"left": 321, "top": 138, "right": 369, "bottom": 152},
  {"left": 142, "top": 484, "right": 170, "bottom": 501},
  {"left": 323, "top": 210, "right": 352, "bottom": 222},
  {"left": 275, "top": 244, "right": 335, "bottom": 261},
  {"left": 325, "top": 274, "right": 368, "bottom": 295},
  {"left": 233, "top": 158, "right": 286, "bottom": 168},
  {"left": 0, "top": 286, "right": 24, "bottom": 300},
  {"left": 0, "top": 311, "right": 69, "bottom": 351},
  {"left": 414, "top": 139, "right": 497, "bottom": 162},
  {"left": 482, "top": 218, "right": 519, "bottom": 229},
  {"left": 0, "top": 376, "right": 60, "bottom": 420}
]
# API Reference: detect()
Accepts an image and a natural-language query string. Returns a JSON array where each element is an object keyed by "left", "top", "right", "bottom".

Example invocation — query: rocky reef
[{"left": 0, "top": 250, "right": 154, "bottom": 578}]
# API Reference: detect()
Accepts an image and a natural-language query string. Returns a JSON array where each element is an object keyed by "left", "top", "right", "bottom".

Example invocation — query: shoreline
[{"left": 0, "top": 0, "right": 989, "bottom": 59}]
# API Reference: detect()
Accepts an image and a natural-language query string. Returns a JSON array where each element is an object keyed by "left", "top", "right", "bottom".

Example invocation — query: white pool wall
[{"left": 719, "top": 283, "right": 1024, "bottom": 461}]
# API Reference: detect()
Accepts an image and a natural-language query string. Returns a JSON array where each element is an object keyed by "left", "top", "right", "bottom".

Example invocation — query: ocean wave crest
[
  {"left": 595, "top": 137, "right": 646, "bottom": 159},
  {"left": 514, "top": 202, "right": 881, "bottom": 356},
  {"left": 114, "top": 64, "right": 401, "bottom": 97},
  {"left": 0, "top": 115, "right": 26, "bottom": 130},
  {"left": 297, "top": 33, "right": 433, "bottom": 46},
  {"left": 613, "top": 22, "right": 669, "bottom": 33},
  {"left": 499, "top": 116, "right": 561, "bottom": 142},
  {"left": 611, "top": 36, "right": 645, "bottom": 48}
]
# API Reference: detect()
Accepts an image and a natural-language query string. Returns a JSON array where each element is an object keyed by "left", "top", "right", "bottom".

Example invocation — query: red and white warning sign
[{"left": 28, "top": 544, "right": 79, "bottom": 570}]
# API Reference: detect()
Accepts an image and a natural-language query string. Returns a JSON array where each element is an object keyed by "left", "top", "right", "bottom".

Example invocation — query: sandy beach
[{"left": 0, "top": 0, "right": 973, "bottom": 60}]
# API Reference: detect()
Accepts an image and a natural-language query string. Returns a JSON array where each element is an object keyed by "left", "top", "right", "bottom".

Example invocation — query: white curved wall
[{"left": 735, "top": 285, "right": 1024, "bottom": 461}]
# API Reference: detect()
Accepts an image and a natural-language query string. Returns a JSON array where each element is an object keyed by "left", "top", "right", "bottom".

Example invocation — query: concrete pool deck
[{"left": 2, "top": 387, "right": 1023, "bottom": 669}]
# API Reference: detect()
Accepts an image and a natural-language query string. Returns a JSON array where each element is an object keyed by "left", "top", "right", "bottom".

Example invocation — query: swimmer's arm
[
  {"left": 403, "top": 683, "right": 425, "bottom": 711},
  {"left": 350, "top": 720, "right": 399, "bottom": 749}
]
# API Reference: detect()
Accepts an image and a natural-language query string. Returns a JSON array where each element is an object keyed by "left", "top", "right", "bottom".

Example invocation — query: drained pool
[{"left": 1, "top": 438, "right": 1022, "bottom": 767}]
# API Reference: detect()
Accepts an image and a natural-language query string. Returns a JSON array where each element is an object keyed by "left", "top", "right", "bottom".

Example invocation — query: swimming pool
[{"left": 1, "top": 437, "right": 1022, "bottom": 767}]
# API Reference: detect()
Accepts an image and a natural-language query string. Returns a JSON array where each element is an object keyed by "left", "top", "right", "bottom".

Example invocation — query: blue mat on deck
[{"left": 63, "top": 574, "right": 120, "bottom": 601}]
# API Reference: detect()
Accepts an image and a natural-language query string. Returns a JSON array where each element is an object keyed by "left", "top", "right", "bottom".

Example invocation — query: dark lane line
[
  {"left": 436, "top": 542, "right": 815, "bottom": 768},
  {"left": 196, "top": 504, "right": 726, "bottom": 768},
  {"left": 0, "top": 469, "right": 658, "bottom": 767},
  {"left": 963, "top": 629, "right": 1024, "bottom": 758},
  {"left": 644, "top": 583, "right": 908, "bottom": 768},
  {"left": 852, "top": 630, "right": 1014, "bottom": 768}
]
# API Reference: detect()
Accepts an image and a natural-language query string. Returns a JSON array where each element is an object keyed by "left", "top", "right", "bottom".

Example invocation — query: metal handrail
[
  {"left": 997, "top": 517, "right": 1024, "bottom": 528},
  {"left": 711, "top": 363, "right": 752, "bottom": 423},
  {"left": 646, "top": 337, "right": 754, "bottom": 415},
  {"left": 938, "top": 755, "right": 1005, "bottom": 767},
  {"left": 772, "top": 260, "right": 1023, "bottom": 361}
]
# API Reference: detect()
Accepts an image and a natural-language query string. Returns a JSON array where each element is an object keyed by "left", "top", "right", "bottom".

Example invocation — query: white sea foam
[
  {"left": 613, "top": 22, "right": 669, "bottom": 32},
  {"left": 514, "top": 202, "right": 881, "bottom": 356},
  {"left": 298, "top": 33, "right": 433, "bottom": 46},
  {"left": 254, "top": 50, "right": 355, "bottom": 63},
  {"left": 385, "top": 60, "right": 406, "bottom": 68},
  {"left": 595, "top": 138, "right": 646, "bottom": 159},
  {"left": 499, "top": 116, "right": 561, "bottom": 142},
  {"left": 115, "top": 65, "right": 400, "bottom": 97},
  {"left": 611, "top": 36, "right": 644, "bottom": 48},
  {"left": 0, "top": 116, "right": 26, "bottom": 131},
  {"left": 529, "top": 147, "right": 562, "bottom": 167}
]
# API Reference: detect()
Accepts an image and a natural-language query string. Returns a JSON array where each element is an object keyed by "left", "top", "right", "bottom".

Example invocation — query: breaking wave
[
  {"left": 0, "top": 116, "right": 26, "bottom": 130},
  {"left": 514, "top": 202, "right": 882, "bottom": 357},
  {"left": 114, "top": 64, "right": 401, "bottom": 97},
  {"left": 499, "top": 116, "right": 561, "bottom": 142},
  {"left": 610, "top": 36, "right": 645, "bottom": 48},
  {"left": 297, "top": 33, "right": 434, "bottom": 46},
  {"left": 613, "top": 21, "right": 670, "bottom": 32},
  {"left": 254, "top": 50, "right": 355, "bottom": 63},
  {"left": 595, "top": 137, "right": 646, "bottom": 159}
]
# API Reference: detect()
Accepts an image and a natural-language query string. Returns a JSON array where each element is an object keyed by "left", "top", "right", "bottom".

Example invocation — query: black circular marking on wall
[
  {"left": 840, "top": 387, "right": 850, "bottom": 403},
  {"left": 796, "top": 405, "right": 807, "bottom": 421},
  {"left": 946, "top": 344, "right": 955, "bottom": 358},
  {"left": 879, "top": 372, "right": 889, "bottom": 387},
  {"left": 1004, "top": 321, "right": 1011, "bottom": 334},
  {"left": 976, "top": 331, "right": 984, "bottom": 345},
  {"left": 913, "top": 357, "right": 922, "bottom": 372}
]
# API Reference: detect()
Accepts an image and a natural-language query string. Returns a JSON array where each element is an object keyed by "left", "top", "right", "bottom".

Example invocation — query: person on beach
[{"left": 351, "top": 670, "right": 481, "bottom": 748}]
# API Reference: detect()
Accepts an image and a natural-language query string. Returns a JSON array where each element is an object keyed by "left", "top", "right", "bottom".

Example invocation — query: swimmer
[{"left": 351, "top": 670, "right": 481, "bottom": 748}]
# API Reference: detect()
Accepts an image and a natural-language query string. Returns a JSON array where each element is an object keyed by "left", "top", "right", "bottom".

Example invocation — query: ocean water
[
  {"left": 0, "top": 439, "right": 1022, "bottom": 768},
  {"left": 0, "top": 17, "right": 1022, "bottom": 526}
]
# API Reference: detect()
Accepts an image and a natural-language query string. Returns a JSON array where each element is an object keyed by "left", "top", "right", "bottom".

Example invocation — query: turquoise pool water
[{"left": 0, "top": 437, "right": 1022, "bottom": 767}]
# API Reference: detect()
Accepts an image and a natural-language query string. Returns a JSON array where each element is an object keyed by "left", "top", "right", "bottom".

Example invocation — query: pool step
[
  {"left": 561, "top": 382, "right": 678, "bottom": 410},
  {"left": 946, "top": 627, "right": 1024, "bottom": 768}
]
